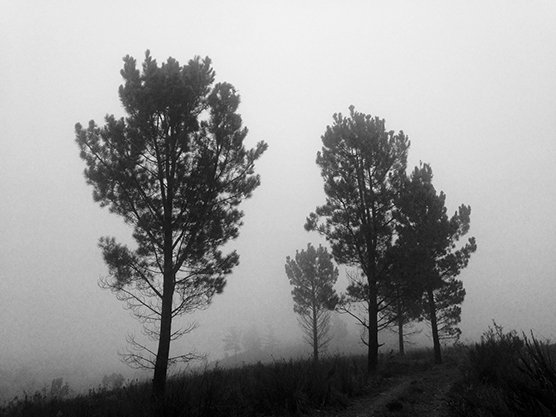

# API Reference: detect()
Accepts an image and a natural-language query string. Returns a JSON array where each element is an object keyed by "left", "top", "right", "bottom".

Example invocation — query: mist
[{"left": 1, "top": 1, "right": 556, "bottom": 399}]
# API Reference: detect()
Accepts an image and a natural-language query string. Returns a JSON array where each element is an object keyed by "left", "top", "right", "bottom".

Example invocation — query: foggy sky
[{"left": 1, "top": 0, "right": 556, "bottom": 391}]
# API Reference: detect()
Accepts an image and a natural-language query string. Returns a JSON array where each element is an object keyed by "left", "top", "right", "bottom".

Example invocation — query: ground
[{"left": 310, "top": 362, "right": 460, "bottom": 417}]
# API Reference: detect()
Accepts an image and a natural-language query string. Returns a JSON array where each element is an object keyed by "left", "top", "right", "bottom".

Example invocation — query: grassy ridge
[
  {"left": 4, "top": 326, "right": 555, "bottom": 417},
  {"left": 1, "top": 353, "right": 432, "bottom": 417}
]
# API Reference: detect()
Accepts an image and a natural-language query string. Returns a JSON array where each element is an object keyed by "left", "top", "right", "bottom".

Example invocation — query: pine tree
[
  {"left": 76, "top": 51, "right": 267, "bottom": 397},
  {"left": 306, "top": 107, "right": 409, "bottom": 373},
  {"left": 396, "top": 163, "right": 476, "bottom": 363},
  {"left": 223, "top": 327, "right": 242, "bottom": 357},
  {"left": 285, "top": 243, "right": 339, "bottom": 362}
]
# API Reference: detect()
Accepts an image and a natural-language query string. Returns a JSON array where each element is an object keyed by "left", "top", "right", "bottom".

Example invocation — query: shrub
[
  {"left": 448, "top": 323, "right": 556, "bottom": 417},
  {"left": 465, "top": 322, "right": 523, "bottom": 388}
]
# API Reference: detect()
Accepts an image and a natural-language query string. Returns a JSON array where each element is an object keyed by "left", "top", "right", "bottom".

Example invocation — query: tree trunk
[
  {"left": 367, "top": 281, "right": 378, "bottom": 374},
  {"left": 365, "top": 239, "right": 379, "bottom": 375},
  {"left": 397, "top": 300, "right": 405, "bottom": 356},
  {"left": 312, "top": 304, "right": 319, "bottom": 362},
  {"left": 152, "top": 206, "right": 175, "bottom": 400},
  {"left": 427, "top": 287, "right": 442, "bottom": 364},
  {"left": 152, "top": 269, "right": 175, "bottom": 399}
]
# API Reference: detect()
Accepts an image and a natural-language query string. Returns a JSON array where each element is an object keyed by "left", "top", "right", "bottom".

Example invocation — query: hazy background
[{"left": 1, "top": 0, "right": 555, "bottom": 397}]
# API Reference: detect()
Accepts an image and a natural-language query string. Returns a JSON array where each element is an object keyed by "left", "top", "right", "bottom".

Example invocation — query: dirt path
[{"left": 312, "top": 363, "right": 460, "bottom": 417}]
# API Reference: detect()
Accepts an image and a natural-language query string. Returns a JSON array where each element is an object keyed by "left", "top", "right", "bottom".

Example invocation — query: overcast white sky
[{"left": 1, "top": 0, "right": 556, "bottom": 384}]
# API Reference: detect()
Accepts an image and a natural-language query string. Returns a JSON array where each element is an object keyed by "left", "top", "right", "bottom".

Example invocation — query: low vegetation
[
  {"left": 0, "top": 352, "right": 432, "bottom": 417},
  {"left": 448, "top": 323, "right": 556, "bottom": 417},
  {"left": 4, "top": 324, "right": 554, "bottom": 417}
]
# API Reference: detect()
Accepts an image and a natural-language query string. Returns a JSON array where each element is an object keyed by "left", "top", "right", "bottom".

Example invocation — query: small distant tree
[
  {"left": 262, "top": 325, "right": 279, "bottom": 353},
  {"left": 222, "top": 327, "right": 242, "bottom": 357},
  {"left": 306, "top": 107, "right": 409, "bottom": 372},
  {"left": 102, "top": 373, "right": 125, "bottom": 390},
  {"left": 396, "top": 163, "right": 476, "bottom": 363},
  {"left": 75, "top": 51, "right": 267, "bottom": 398},
  {"left": 47, "top": 378, "right": 70, "bottom": 399},
  {"left": 243, "top": 325, "right": 262, "bottom": 353},
  {"left": 285, "top": 243, "right": 339, "bottom": 362},
  {"left": 328, "top": 313, "right": 349, "bottom": 351}
]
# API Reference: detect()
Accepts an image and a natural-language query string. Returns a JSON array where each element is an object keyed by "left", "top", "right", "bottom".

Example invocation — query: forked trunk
[{"left": 427, "top": 287, "right": 442, "bottom": 364}]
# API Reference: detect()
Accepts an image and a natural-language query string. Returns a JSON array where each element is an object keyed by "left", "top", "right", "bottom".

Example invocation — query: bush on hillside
[{"left": 448, "top": 323, "right": 556, "bottom": 417}]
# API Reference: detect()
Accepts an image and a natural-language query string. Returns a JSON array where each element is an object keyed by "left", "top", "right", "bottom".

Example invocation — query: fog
[{"left": 1, "top": 0, "right": 556, "bottom": 399}]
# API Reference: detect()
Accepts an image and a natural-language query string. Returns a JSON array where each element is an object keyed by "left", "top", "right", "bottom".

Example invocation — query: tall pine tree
[
  {"left": 306, "top": 107, "right": 409, "bottom": 373},
  {"left": 76, "top": 51, "right": 267, "bottom": 397},
  {"left": 396, "top": 163, "right": 476, "bottom": 363}
]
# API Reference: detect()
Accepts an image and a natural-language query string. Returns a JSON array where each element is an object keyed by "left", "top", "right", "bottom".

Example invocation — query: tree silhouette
[
  {"left": 306, "top": 107, "right": 409, "bottom": 373},
  {"left": 262, "top": 325, "right": 279, "bottom": 353},
  {"left": 285, "top": 243, "right": 339, "bottom": 362},
  {"left": 243, "top": 325, "right": 262, "bottom": 353},
  {"left": 76, "top": 51, "right": 267, "bottom": 398},
  {"left": 396, "top": 163, "right": 476, "bottom": 363},
  {"left": 223, "top": 327, "right": 242, "bottom": 357}
]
